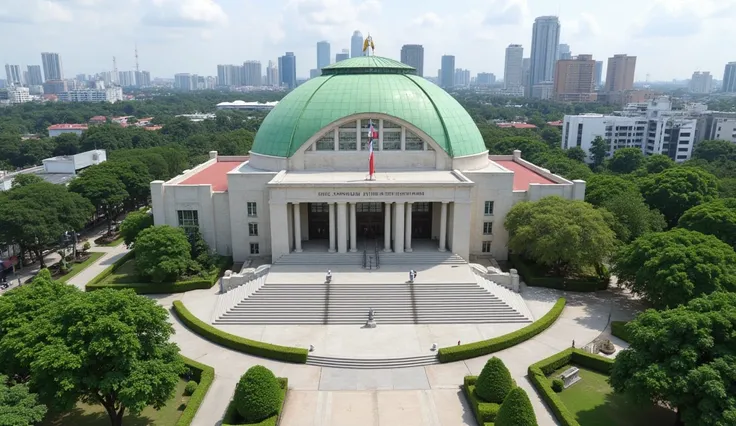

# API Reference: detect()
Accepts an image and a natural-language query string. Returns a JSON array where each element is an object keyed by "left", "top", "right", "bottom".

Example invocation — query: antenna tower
[{"left": 135, "top": 44, "right": 139, "bottom": 73}]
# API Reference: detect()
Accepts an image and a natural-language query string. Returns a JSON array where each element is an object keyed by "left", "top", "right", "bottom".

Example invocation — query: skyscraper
[
  {"left": 557, "top": 44, "right": 571, "bottom": 60},
  {"left": 351, "top": 31, "right": 364, "bottom": 58},
  {"left": 553, "top": 54, "right": 597, "bottom": 102},
  {"left": 335, "top": 49, "right": 350, "bottom": 62},
  {"left": 454, "top": 68, "right": 470, "bottom": 86},
  {"left": 4, "top": 64, "right": 22, "bottom": 85},
  {"left": 594, "top": 61, "right": 603, "bottom": 87},
  {"left": 279, "top": 52, "right": 297, "bottom": 89},
  {"left": 266, "top": 60, "right": 279, "bottom": 86},
  {"left": 605, "top": 54, "right": 636, "bottom": 92},
  {"left": 689, "top": 71, "right": 713, "bottom": 94},
  {"left": 243, "top": 61, "right": 262, "bottom": 86},
  {"left": 529, "top": 16, "right": 561, "bottom": 96},
  {"left": 522, "top": 58, "right": 531, "bottom": 95},
  {"left": 722, "top": 62, "right": 736, "bottom": 93},
  {"left": 400, "top": 45, "right": 424, "bottom": 76},
  {"left": 41, "top": 52, "right": 63, "bottom": 81},
  {"left": 440, "top": 55, "right": 455, "bottom": 88},
  {"left": 317, "top": 41, "right": 331, "bottom": 69},
  {"left": 174, "top": 73, "right": 194, "bottom": 91},
  {"left": 504, "top": 44, "right": 524, "bottom": 90}
]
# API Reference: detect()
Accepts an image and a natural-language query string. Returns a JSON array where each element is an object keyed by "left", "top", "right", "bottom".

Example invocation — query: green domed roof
[{"left": 251, "top": 56, "right": 487, "bottom": 158}]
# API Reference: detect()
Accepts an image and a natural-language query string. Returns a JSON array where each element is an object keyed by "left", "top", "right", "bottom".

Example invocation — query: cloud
[
  {"left": 482, "top": 0, "right": 526, "bottom": 26},
  {"left": 0, "top": 0, "right": 74, "bottom": 24},
  {"left": 569, "top": 13, "right": 601, "bottom": 38},
  {"left": 635, "top": 11, "right": 701, "bottom": 38},
  {"left": 142, "top": 0, "right": 227, "bottom": 28},
  {"left": 411, "top": 12, "right": 442, "bottom": 28}
]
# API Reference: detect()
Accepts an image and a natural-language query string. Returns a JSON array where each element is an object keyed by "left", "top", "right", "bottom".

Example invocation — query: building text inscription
[{"left": 317, "top": 191, "right": 426, "bottom": 198}]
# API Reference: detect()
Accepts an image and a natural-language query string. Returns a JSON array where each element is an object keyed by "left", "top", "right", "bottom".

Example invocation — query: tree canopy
[
  {"left": 612, "top": 228, "right": 736, "bottom": 309},
  {"left": 588, "top": 136, "right": 608, "bottom": 167},
  {"left": 610, "top": 292, "right": 736, "bottom": 426},
  {"left": 68, "top": 166, "right": 128, "bottom": 233},
  {"left": 0, "top": 375, "right": 47, "bottom": 426},
  {"left": 119, "top": 210, "right": 154, "bottom": 248},
  {"left": 678, "top": 198, "right": 736, "bottom": 247},
  {"left": 134, "top": 225, "right": 192, "bottom": 283},
  {"left": 600, "top": 193, "right": 666, "bottom": 243},
  {"left": 608, "top": 147, "right": 645, "bottom": 174},
  {"left": 584, "top": 174, "right": 640, "bottom": 206},
  {"left": 640, "top": 167, "right": 719, "bottom": 227}
]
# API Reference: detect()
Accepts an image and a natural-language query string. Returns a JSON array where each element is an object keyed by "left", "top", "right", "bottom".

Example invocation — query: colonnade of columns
[{"left": 289, "top": 201, "right": 450, "bottom": 253}]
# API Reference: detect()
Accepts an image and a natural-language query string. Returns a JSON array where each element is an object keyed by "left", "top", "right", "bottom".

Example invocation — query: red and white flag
[{"left": 368, "top": 120, "right": 377, "bottom": 178}]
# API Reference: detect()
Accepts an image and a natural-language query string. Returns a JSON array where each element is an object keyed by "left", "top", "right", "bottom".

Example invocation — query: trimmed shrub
[
  {"left": 610, "top": 320, "right": 631, "bottom": 342},
  {"left": 510, "top": 254, "right": 609, "bottom": 292},
  {"left": 475, "top": 357, "right": 514, "bottom": 403},
  {"left": 463, "top": 381, "right": 501, "bottom": 424},
  {"left": 234, "top": 366, "right": 281, "bottom": 423},
  {"left": 176, "top": 356, "right": 215, "bottom": 426},
  {"left": 551, "top": 378, "right": 564, "bottom": 393},
  {"left": 439, "top": 298, "right": 566, "bottom": 362},
  {"left": 172, "top": 301, "right": 308, "bottom": 363},
  {"left": 495, "top": 387, "right": 538, "bottom": 426},
  {"left": 184, "top": 380, "right": 198, "bottom": 396}
]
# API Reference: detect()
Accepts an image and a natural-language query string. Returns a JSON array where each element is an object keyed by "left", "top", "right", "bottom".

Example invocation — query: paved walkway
[{"left": 67, "top": 253, "right": 642, "bottom": 426}]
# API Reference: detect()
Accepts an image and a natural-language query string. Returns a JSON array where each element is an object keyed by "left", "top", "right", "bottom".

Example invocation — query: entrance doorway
[
  {"left": 356, "top": 202, "right": 384, "bottom": 240},
  {"left": 308, "top": 203, "right": 329, "bottom": 240},
  {"left": 411, "top": 202, "right": 432, "bottom": 239}
]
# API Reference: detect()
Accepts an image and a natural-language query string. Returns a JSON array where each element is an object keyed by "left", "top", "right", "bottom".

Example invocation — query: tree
[
  {"left": 589, "top": 136, "right": 608, "bottom": 167},
  {"left": 608, "top": 147, "right": 645, "bottom": 174},
  {"left": 488, "top": 137, "right": 550, "bottom": 164},
  {"left": 565, "top": 146, "right": 586, "bottom": 162},
  {"left": 640, "top": 167, "right": 719, "bottom": 227},
  {"left": 610, "top": 292, "right": 736, "bottom": 426},
  {"left": 0, "top": 375, "right": 47, "bottom": 426},
  {"left": 475, "top": 357, "right": 513, "bottom": 403},
  {"left": 94, "top": 160, "right": 152, "bottom": 208},
  {"left": 495, "top": 387, "right": 538, "bottom": 426},
  {"left": 538, "top": 154, "right": 592, "bottom": 180},
  {"left": 10, "top": 173, "right": 44, "bottom": 188},
  {"left": 119, "top": 210, "right": 154, "bottom": 248},
  {"left": 679, "top": 198, "right": 736, "bottom": 247},
  {"left": 134, "top": 226, "right": 192, "bottom": 283},
  {"left": 505, "top": 196, "right": 616, "bottom": 276},
  {"left": 600, "top": 193, "right": 666, "bottom": 243},
  {"left": 234, "top": 365, "right": 281, "bottom": 423},
  {"left": 540, "top": 126, "right": 561, "bottom": 149},
  {"left": 692, "top": 139, "right": 736, "bottom": 163},
  {"left": 612, "top": 228, "right": 736, "bottom": 309},
  {"left": 584, "top": 174, "right": 640, "bottom": 206},
  {"left": 188, "top": 230, "right": 214, "bottom": 269},
  {"left": 69, "top": 166, "right": 128, "bottom": 234},
  {"left": 642, "top": 154, "right": 674, "bottom": 174},
  {"left": 52, "top": 132, "right": 80, "bottom": 156}
]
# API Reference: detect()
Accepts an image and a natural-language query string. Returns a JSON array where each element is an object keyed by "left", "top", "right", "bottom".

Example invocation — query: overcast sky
[{"left": 1, "top": 0, "right": 734, "bottom": 81}]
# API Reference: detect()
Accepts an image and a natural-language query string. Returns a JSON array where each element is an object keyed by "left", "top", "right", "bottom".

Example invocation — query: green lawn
[
  {"left": 97, "top": 235, "right": 125, "bottom": 247},
  {"left": 57, "top": 252, "right": 105, "bottom": 282},
  {"left": 101, "top": 259, "right": 142, "bottom": 285},
  {"left": 552, "top": 366, "right": 676, "bottom": 426},
  {"left": 42, "top": 379, "right": 189, "bottom": 426}
]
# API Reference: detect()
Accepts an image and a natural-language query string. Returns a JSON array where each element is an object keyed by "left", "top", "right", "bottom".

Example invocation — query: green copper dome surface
[{"left": 251, "top": 56, "right": 487, "bottom": 158}]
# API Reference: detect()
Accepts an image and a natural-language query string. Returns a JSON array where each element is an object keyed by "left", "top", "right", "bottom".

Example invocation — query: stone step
[
  {"left": 215, "top": 318, "right": 531, "bottom": 325},
  {"left": 305, "top": 354, "right": 439, "bottom": 369}
]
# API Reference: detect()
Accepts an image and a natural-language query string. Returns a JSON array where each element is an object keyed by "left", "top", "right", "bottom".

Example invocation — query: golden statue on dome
[{"left": 362, "top": 34, "right": 375, "bottom": 56}]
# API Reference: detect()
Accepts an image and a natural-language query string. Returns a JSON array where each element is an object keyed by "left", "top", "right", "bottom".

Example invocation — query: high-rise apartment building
[
  {"left": 279, "top": 52, "right": 297, "bottom": 89},
  {"left": 595, "top": 61, "right": 603, "bottom": 87},
  {"left": 41, "top": 52, "right": 63, "bottom": 81},
  {"left": 351, "top": 31, "right": 364, "bottom": 58},
  {"left": 529, "top": 16, "right": 560, "bottom": 97},
  {"left": 503, "top": 44, "right": 524, "bottom": 90},
  {"left": 522, "top": 58, "right": 531, "bottom": 95},
  {"left": 554, "top": 54, "right": 597, "bottom": 102},
  {"left": 266, "top": 60, "right": 279, "bottom": 86},
  {"left": 558, "top": 44, "right": 571, "bottom": 60},
  {"left": 476, "top": 73, "right": 496, "bottom": 85},
  {"left": 174, "top": 73, "right": 194, "bottom": 91},
  {"left": 723, "top": 62, "right": 736, "bottom": 93},
  {"left": 605, "top": 54, "right": 636, "bottom": 92},
  {"left": 317, "top": 41, "right": 331, "bottom": 70},
  {"left": 335, "top": 49, "right": 349, "bottom": 63},
  {"left": 454, "top": 69, "right": 470, "bottom": 87},
  {"left": 243, "top": 61, "right": 262, "bottom": 86},
  {"left": 4, "top": 64, "right": 22, "bottom": 86},
  {"left": 138, "top": 71, "right": 151, "bottom": 87},
  {"left": 689, "top": 71, "right": 713, "bottom": 94},
  {"left": 400, "top": 44, "right": 424, "bottom": 77},
  {"left": 440, "top": 55, "right": 455, "bottom": 88}
]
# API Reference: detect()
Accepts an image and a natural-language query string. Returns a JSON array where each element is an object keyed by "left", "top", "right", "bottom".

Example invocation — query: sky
[{"left": 1, "top": 0, "right": 735, "bottom": 82}]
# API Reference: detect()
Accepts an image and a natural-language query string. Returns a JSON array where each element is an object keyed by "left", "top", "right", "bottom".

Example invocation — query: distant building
[
  {"left": 351, "top": 31, "right": 364, "bottom": 58},
  {"left": 175, "top": 113, "right": 216, "bottom": 122},
  {"left": 454, "top": 68, "right": 470, "bottom": 87},
  {"left": 476, "top": 73, "right": 496, "bottom": 86},
  {"left": 6, "top": 87, "right": 30, "bottom": 104},
  {"left": 309, "top": 69, "right": 320, "bottom": 79},
  {"left": 335, "top": 49, "right": 350, "bottom": 63},
  {"left": 41, "top": 52, "right": 63, "bottom": 81},
  {"left": 317, "top": 41, "right": 331, "bottom": 70},
  {"left": 47, "top": 123, "right": 89, "bottom": 137},
  {"left": 0, "top": 149, "right": 106, "bottom": 191},
  {"left": 266, "top": 60, "right": 279, "bottom": 86},
  {"left": 174, "top": 73, "right": 195, "bottom": 91},
  {"left": 595, "top": 61, "right": 603, "bottom": 87},
  {"left": 689, "top": 71, "right": 713, "bottom": 94},
  {"left": 4, "top": 64, "right": 23, "bottom": 86},
  {"left": 531, "top": 81, "right": 554, "bottom": 100},
  {"left": 216, "top": 101, "right": 279, "bottom": 111},
  {"left": 243, "top": 61, "right": 262, "bottom": 86},
  {"left": 27, "top": 65, "right": 43, "bottom": 86},
  {"left": 605, "top": 54, "right": 636, "bottom": 92},
  {"left": 722, "top": 62, "right": 736, "bottom": 93},
  {"left": 42, "top": 79, "right": 68, "bottom": 95},
  {"left": 504, "top": 44, "right": 524, "bottom": 91},
  {"left": 440, "top": 55, "right": 455, "bottom": 88},
  {"left": 400, "top": 44, "right": 424, "bottom": 77},
  {"left": 557, "top": 44, "right": 571, "bottom": 60},
  {"left": 58, "top": 87, "right": 123, "bottom": 103},
  {"left": 554, "top": 54, "right": 597, "bottom": 102},
  {"left": 278, "top": 52, "right": 297, "bottom": 89},
  {"left": 529, "top": 16, "right": 561, "bottom": 97},
  {"left": 497, "top": 122, "right": 537, "bottom": 129}
]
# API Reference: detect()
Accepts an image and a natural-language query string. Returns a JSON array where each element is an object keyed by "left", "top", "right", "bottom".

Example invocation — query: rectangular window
[
  {"left": 412, "top": 202, "right": 430, "bottom": 212},
  {"left": 310, "top": 203, "right": 328, "bottom": 213},
  {"left": 338, "top": 130, "right": 357, "bottom": 151},
  {"left": 483, "top": 222, "right": 493, "bottom": 235},
  {"left": 382, "top": 131, "right": 401, "bottom": 150},
  {"left": 247, "top": 202, "right": 257, "bottom": 217},
  {"left": 248, "top": 223, "right": 258, "bottom": 236},
  {"left": 484, "top": 201, "right": 494, "bottom": 216},
  {"left": 482, "top": 241, "right": 492, "bottom": 253},
  {"left": 382, "top": 120, "right": 401, "bottom": 129},
  {"left": 177, "top": 210, "right": 199, "bottom": 232},
  {"left": 405, "top": 131, "right": 424, "bottom": 150},
  {"left": 339, "top": 120, "right": 357, "bottom": 129},
  {"left": 315, "top": 133, "right": 334, "bottom": 151},
  {"left": 250, "top": 243, "right": 260, "bottom": 254},
  {"left": 357, "top": 202, "right": 382, "bottom": 213}
]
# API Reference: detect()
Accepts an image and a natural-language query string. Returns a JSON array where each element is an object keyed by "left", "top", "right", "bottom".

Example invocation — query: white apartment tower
[
  {"left": 689, "top": 71, "right": 713, "bottom": 94},
  {"left": 4, "top": 64, "right": 23, "bottom": 86},
  {"left": 41, "top": 52, "right": 63, "bottom": 81},
  {"left": 504, "top": 44, "right": 524, "bottom": 91}
]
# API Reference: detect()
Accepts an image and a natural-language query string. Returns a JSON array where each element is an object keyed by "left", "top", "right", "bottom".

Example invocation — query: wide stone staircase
[
  {"left": 215, "top": 280, "right": 531, "bottom": 325},
  {"left": 274, "top": 250, "right": 466, "bottom": 266}
]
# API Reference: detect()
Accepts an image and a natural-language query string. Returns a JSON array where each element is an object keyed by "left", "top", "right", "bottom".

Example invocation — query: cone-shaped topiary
[
  {"left": 234, "top": 365, "right": 281, "bottom": 422},
  {"left": 495, "top": 387, "right": 538, "bottom": 426},
  {"left": 475, "top": 357, "right": 514, "bottom": 403}
]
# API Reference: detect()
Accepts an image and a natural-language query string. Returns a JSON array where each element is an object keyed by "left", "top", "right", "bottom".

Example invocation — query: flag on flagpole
[{"left": 368, "top": 119, "right": 377, "bottom": 179}]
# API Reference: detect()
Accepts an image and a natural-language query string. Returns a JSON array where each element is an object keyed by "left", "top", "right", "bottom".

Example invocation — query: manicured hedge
[
  {"left": 610, "top": 321, "right": 631, "bottom": 343},
  {"left": 510, "top": 255, "right": 609, "bottom": 292},
  {"left": 463, "top": 377, "right": 500, "bottom": 426},
  {"left": 222, "top": 378, "right": 288, "bottom": 426},
  {"left": 438, "top": 298, "right": 566, "bottom": 362},
  {"left": 527, "top": 348, "right": 614, "bottom": 426},
  {"left": 177, "top": 355, "right": 215, "bottom": 426},
  {"left": 172, "top": 301, "right": 309, "bottom": 363}
]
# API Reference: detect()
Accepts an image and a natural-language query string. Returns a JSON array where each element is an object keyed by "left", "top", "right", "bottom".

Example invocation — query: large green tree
[
  {"left": 600, "top": 193, "right": 666, "bottom": 243},
  {"left": 640, "top": 167, "right": 719, "bottom": 227},
  {"left": 612, "top": 228, "right": 736, "bottom": 309},
  {"left": 692, "top": 139, "right": 736, "bottom": 163},
  {"left": 69, "top": 166, "right": 128, "bottom": 233},
  {"left": 584, "top": 174, "right": 640, "bottom": 206},
  {"left": 642, "top": 154, "right": 674, "bottom": 174},
  {"left": 610, "top": 292, "right": 736, "bottom": 426},
  {"left": 119, "top": 210, "right": 154, "bottom": 248},
  {"left": 588, "top": 136, "right": 608, "bottom": 168},
  {"left": 134, "top": 225, "right": 192, "bottom": 283},
  {"left": 538, "top": 154, "right": 592, "bottom": 180},
  {"left": 678, "top": 198, "right": 736, "bottom": 247},
  {"left": 0, "top": 375, "right": 47, "bottom": 426},
  {"left": 505, "top": 196, "right": 616, "bottom": 276},
  {"left": 607, "top": 147, "right": 645, "bottom": 174}
]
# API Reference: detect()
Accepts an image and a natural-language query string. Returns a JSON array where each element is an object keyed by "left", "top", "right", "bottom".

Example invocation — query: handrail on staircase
[
  {"left": 362, "top": 247, "right": 367, "bottom": 269},
  {"left": 374, "top": 240, "right": 380, "bottom": 269}
]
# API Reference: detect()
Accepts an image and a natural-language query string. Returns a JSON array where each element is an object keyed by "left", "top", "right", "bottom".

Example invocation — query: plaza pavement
[{"left": 72, "top": 253, "right": 642, "bottom": 426}]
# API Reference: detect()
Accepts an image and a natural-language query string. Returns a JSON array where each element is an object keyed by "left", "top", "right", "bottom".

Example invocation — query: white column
[
  {"left": 349, "top": 203, "right": 357, "bottom": 252},
  {"left": 337, "top": 202, "right": 348, "bottom": 253},
  {"left": 384, "top": 202, "right": 392, "bottom": 252},
  {"left": 405, "top": 202, "right": 413, "bottom": 252},
  {"left": 293, "top": 203, "right": 302, "bottom": 252},
  {"left": 328, "top": 203, "right": 336, "bottom": 253},
  {"left": 269, "top": 202, "right": 290, "bottom": 262},
  {"left": 439, "top": 202, "right": 448, "bottom": 252},
  {"left": 394, "top": 202, "right": 405, "bottom": 254}
]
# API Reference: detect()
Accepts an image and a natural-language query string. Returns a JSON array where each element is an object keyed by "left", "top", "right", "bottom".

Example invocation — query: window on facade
[
  {"left": 315, "top": 133, "right": 335, "bottom": 151},
  {"left": 357, "top": 202, "right": 382, "bottom": 212},
  {"left": 338, "top": 130, "right": 357, "bottom": 150},
  {"left": 247, "top": 202, "right": 257, "bottom": 217},
  {"left": 482, "top": 241, "right": 492, "bottom": 253},
  {"left": 483, "top": 222, "right": 493, "bottom": 235},
  {"left": 382, "top": 131, "right": 401, "bottom": 150},
  {"left": 405, "top": 130, "right": 424, "bottom": 150},
  {"left": 484, "top": 201, "right": 494, "bottom": 216},
  {"left": 250, "top": 243, "right": 260, "bottom": 254},
  {"left": 177, "top": 210, "right": 199, "bottom": 232},
  {"left": 310, "top": 203, "right": 328, "bottom": 212},
  {"left": 412, "top": 202, "right": 430, "bottom": 212},
  {"left": 249, "top": 223, "right": 258, "bottom": 236},
  {"left": 383, "top": 120, "right": 401, "bottom": 129},
  {"left": 339, "top": 120, "right": 357, "bottom": 129}
]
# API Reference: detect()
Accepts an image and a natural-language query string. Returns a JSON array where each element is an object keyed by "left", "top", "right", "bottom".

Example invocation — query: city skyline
[{"left": 0, "top": 0, "right": 734, "bottom": 81}]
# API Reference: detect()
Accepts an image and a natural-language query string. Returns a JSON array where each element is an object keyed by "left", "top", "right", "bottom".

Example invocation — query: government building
[{"left": 151, "top": 57, "right": 585, "bottom": 264}]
